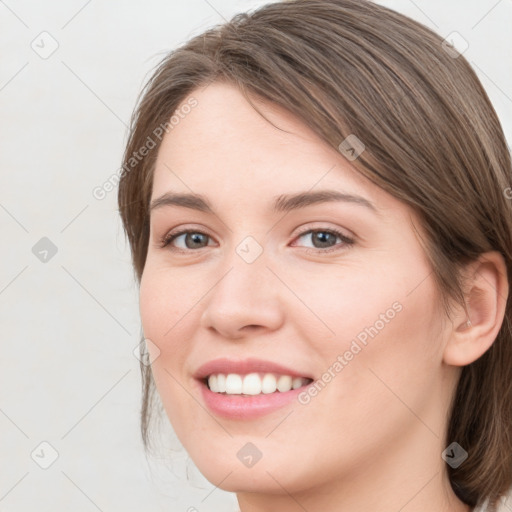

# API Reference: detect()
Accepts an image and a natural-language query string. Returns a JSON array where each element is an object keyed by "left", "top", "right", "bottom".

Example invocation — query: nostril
[{"left": 243, "top": 325, "right": 262, "bottom": 332}]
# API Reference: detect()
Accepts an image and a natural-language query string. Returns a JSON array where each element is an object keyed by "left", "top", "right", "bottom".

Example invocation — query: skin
[{"left": 139, "top": 81, "right": 508, "bottom": 512}]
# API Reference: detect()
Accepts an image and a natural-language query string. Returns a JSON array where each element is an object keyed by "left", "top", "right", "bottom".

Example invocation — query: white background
[{"left": 0, "top": 1, "right": 510, "bottom": 511}]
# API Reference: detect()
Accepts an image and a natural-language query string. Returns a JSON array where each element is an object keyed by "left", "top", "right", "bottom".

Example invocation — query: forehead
[{"left": 151, "top": 81, "right": 399, "bottom": 219}]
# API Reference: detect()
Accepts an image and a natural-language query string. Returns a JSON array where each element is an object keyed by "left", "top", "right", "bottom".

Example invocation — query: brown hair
[{"left": 117, "top": 0, "right": 512, "bottom": 508}]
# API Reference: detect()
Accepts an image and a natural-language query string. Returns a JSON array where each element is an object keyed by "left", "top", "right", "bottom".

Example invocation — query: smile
[
  {"left": 194, "top": 358, "right": 315, "bottom": 419},
  {"left": 206, "top": 372, "right": 313, "bottom": 395}
]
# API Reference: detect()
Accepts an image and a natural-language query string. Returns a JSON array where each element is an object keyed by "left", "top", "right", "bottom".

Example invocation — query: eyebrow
[{"left": 149, "top": 190, "right": 379, "bottom": 215}]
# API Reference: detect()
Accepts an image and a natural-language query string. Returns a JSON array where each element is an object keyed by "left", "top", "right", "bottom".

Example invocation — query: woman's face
[{"left": 139, "top": 81, "right": 458, "bottom": 499}]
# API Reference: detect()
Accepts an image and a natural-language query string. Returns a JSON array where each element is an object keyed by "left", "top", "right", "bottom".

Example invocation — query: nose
[{"left": 198, "top": 247, "right": 284, "bottom": 340}]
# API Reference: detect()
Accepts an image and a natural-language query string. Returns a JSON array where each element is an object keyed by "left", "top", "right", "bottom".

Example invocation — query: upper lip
[{"left": 194, "top": 357, "right": 314, "bottom": 380}]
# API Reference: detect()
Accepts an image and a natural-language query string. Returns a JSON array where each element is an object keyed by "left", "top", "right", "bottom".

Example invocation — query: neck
[{"left": 237, "top": 472, "right": 471, "bottom": 512}]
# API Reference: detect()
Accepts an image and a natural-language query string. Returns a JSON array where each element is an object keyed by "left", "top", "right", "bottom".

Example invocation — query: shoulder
[{"left": 474, "top": 485, "right": 512, "bottom": 511}]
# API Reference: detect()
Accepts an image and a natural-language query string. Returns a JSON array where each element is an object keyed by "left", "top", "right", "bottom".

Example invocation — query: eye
[
  {"left": 158, "top": 226, "right": 355, "bottom": 254},
  {"left": 291, "top": 227, "right": 355, "bottom": 253},
  {"left": 159, "top": 229, "right": 214, "bottom": 251}
]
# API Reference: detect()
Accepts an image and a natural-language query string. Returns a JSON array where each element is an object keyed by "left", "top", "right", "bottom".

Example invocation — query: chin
[{"left": 182, "top": 438, "right": 315, "bottom": 496}]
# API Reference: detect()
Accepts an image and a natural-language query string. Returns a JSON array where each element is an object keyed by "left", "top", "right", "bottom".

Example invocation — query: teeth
[
  {"left": 242, "top": 373, "right": 261, "bottom": 395},
  {"left": 207, "top": 373, "right": 310, "bottom": 395},
  {"left": 208, "top": 374, "right": 219, "bottom": 392},
  {"left": 277, "top": 375, "right": 292, "bottom": 392},
  {"left": 292, "top": 377, "right": 303, "bottom": 389},
  {"left": 225, "top": 374, "right": 243, "bottom": 394},
  {"left": 261, "top": 373, "right": 277, "bottom": 394},
  {"left": 217, "top": 374, "right": 226, "bottom": 393}
]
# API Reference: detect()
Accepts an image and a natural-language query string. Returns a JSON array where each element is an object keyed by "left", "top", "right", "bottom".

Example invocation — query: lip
[
  {"left": 194, "top": 357, "right": 314, "bottom": 380},
  {"left": 198, "top": 382, "right": 310, "bottom": 419},
  {"left": 193, "top": 357, "right": 314, "bottom": 420}
]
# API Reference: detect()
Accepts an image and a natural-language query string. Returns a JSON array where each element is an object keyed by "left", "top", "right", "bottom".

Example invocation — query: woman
[{"left": 118, "top": 1, "right": 512, "bottom": 510}]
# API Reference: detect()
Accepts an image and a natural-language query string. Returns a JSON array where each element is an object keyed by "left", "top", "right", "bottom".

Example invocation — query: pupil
[
  {"left": 187, "top": 233, "right": 206, "bottom": 248},
  {"left": 315, "top": 232, "right": 333, "bottom": 248}
]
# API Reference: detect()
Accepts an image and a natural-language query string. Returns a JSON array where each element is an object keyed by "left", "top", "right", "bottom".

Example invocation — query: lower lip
[{"left": 198, "top": 380, "right": 308, "bottom": 419}]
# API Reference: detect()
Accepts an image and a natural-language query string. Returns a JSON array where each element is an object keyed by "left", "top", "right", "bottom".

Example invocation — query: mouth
[
  {"left": 194, "top": 358, "right": 315, "bottom": 419},
  {"left": 202, "top": 372, "right": 314, "bottom": 396}
]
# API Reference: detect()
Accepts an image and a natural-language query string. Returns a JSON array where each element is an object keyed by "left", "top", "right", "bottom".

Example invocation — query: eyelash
[{"left": 158, "top": 226, "right": 355, "bottom": 254}]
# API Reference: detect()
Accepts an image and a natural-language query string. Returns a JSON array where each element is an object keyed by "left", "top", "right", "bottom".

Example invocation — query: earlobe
[{"left": 443, "top": 251, "right": 509, "bottom": 367}]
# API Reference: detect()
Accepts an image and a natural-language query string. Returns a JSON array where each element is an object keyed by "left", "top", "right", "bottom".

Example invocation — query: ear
[{"left": 443, "top": 251, "right": 509, "bottom": 366}]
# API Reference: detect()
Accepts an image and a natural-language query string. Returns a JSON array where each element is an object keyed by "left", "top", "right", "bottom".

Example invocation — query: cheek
[
  {"left": 281, "top": 262, "right": 410, "bottom": 349},
  {"left": 138, "top": 267, "right": 198, "bottom": 411},
  {"left": 301, "top": 261, "right": 443, "bottom": 407},
  {"left": 139, "top": 269, "right": 201, "bottom": 430},
  {"left": 324, "top": 271, "right": 444, "bottom": 423},
  {"left": 292, "top": 276, "right": 445, "bottom": 477},
  {"left": 139, "top": 266, "right": 196, "bottom": 348}
]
